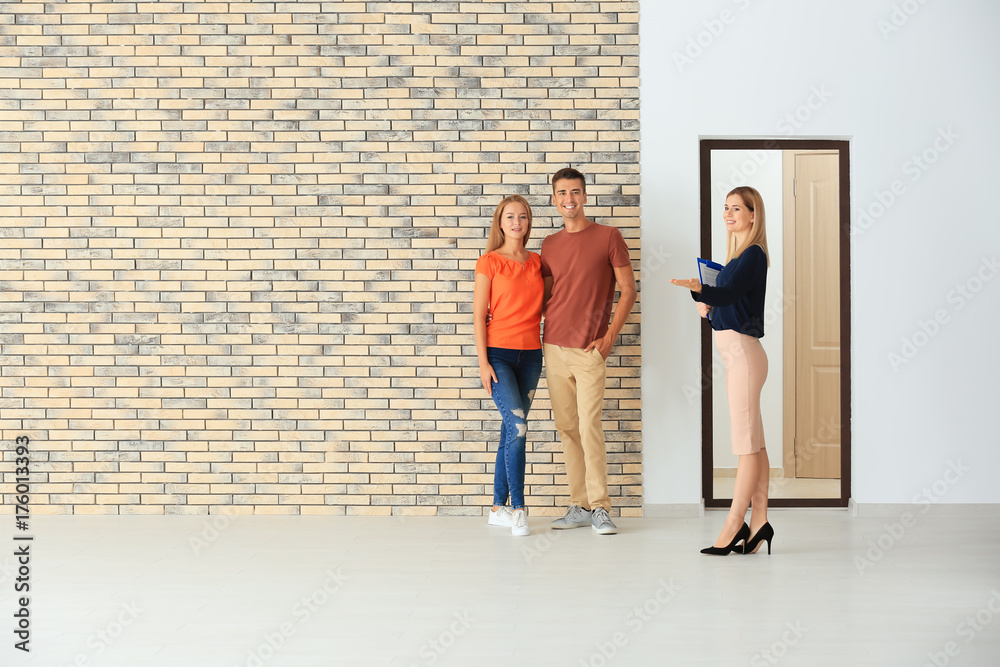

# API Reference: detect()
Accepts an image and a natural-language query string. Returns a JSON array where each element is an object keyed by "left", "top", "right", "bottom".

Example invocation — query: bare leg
[
  {"left": 749, "top": 447, "right": 769, "bottom": 534},
  {"left": 714, "top": 453, "right": 758, "bottom": 548}
]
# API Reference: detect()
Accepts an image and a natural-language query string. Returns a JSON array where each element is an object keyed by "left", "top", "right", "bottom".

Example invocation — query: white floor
[{"left": 3, "top": 511, "right": 999, "bottom": 666}]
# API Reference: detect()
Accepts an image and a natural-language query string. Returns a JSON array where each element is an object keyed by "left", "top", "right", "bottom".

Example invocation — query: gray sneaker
[
  {"left": 591, "top": 508, "right": 618, "bottom": 535},
  {"left": 551, "top": 505, "right": 592, "bottom": 529}
]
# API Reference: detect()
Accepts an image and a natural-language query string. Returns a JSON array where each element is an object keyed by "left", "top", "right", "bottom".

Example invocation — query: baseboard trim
[
  {"left": 850, "top": 500, "right": 1000, "bottom": 518},
  {"left": 642, "top": 503, "right": 704, "bottom": 518}
]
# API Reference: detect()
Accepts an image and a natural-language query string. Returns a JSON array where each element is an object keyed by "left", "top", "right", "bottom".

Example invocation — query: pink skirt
[{"left": 715, "top": 329, "right": 768, "bottom": 456}]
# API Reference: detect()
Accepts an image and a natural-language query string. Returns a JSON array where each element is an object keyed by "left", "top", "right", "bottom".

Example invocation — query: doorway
[{"left": 699, "top": 139, "right": 851, "bottom": 508}]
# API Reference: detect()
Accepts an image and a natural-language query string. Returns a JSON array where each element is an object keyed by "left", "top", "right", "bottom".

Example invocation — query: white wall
[
  {"left": 709, "top": 151, "right": 784, "bottom": 469},
  {"left": 640, "top": 0, "right": 1000, "bottom": 505}
]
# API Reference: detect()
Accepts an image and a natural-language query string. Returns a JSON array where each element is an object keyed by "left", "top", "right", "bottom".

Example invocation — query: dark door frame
[{"left": 699, "top": 138, "right": 851, "bottom": 508}]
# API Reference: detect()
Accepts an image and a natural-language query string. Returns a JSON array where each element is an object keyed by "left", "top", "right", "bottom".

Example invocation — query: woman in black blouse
[{"left": 672, "top": 186, "right": 774, "bottom": 556}]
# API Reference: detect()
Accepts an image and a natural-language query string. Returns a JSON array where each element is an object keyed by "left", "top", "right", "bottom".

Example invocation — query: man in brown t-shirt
[{"left": 541, "top": 167, "right": 636, "bottom": 535}]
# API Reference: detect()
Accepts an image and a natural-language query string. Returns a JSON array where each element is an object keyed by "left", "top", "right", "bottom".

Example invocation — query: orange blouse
[{"left": 475, "top": 251, "right": 544, "bottom": 350}]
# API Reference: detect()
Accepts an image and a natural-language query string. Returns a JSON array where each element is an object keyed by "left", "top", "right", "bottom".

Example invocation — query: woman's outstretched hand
[{"left": 670, "top": 278, "right": 703, "bottom": 293}]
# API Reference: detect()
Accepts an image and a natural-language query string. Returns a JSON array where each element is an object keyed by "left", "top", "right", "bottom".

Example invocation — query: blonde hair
[
  {"left": 485, "top": 195, "right": 533, "bottom": 254},
  {"left": 725, "top": 186, "right": 770, "bottom": 266}
]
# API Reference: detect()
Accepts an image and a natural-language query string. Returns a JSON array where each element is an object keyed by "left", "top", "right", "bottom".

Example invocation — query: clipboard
[{"left": 697, "top": 258, "right": 724, "bottom": 287}]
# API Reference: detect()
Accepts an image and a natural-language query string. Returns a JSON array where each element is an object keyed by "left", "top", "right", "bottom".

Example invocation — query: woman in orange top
[{"left": 474, "top": 195, "right": 544, "bottom": 537}]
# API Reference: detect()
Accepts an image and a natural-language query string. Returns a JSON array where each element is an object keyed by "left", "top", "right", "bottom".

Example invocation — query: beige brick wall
[{"left": 0, "top": 0, "right": 641, "bottom": 516}]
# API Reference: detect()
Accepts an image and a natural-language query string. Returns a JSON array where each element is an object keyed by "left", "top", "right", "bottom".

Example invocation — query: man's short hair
[{"left": 551, "top": 167, "right": 587, "bottom": 193}]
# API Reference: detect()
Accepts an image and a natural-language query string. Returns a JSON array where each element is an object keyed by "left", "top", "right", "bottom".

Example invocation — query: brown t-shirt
[{"left": 540, "top": 222, "right": 631, "bottom": 349}]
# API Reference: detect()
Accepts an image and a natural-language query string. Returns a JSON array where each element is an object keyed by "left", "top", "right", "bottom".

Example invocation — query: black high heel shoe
[
  {"left": 742, "top": 522, "right": 774, "bottom": 554},
  {"left": 700, "top": 522, "right": 749, "bottom": 556}
]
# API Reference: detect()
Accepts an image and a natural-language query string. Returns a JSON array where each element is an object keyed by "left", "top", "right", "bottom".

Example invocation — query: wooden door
[{"left": 792, "top": 152, "right": 841, "bottom": 478}]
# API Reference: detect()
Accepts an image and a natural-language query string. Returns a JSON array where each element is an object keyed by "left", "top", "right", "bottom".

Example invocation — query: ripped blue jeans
[{"left": 487, "top": 347, "right": 543, "bottom": 509}]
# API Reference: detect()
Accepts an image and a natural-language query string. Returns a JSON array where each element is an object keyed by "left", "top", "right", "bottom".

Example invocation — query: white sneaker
[
  {"left": 488, "top": 506, "right": 513, "bottom": 527},
  {"left": 511, "top": 508, "right": 530, "bottom": 537}
]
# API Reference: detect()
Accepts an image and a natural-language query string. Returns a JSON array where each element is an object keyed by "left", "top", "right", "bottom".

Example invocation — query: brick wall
[{"left": 0, "top": 1, "right": 641, "bottom": 516}]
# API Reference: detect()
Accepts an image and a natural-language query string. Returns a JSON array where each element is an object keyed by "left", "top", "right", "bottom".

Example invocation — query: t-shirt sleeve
[
  {"left": 539, "top": 241, "right": 552, "bottom": 278},
  {"left": 475, "top": 253, "right": 495, "bottom": 279},
  {"left": 607, "top": 226, "right": 631, "bottom": 267}
]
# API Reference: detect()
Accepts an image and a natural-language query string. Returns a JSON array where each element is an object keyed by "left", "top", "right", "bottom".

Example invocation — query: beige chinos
[{"left": 544, "top": 343, "right": 610, "bottom": 511}]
